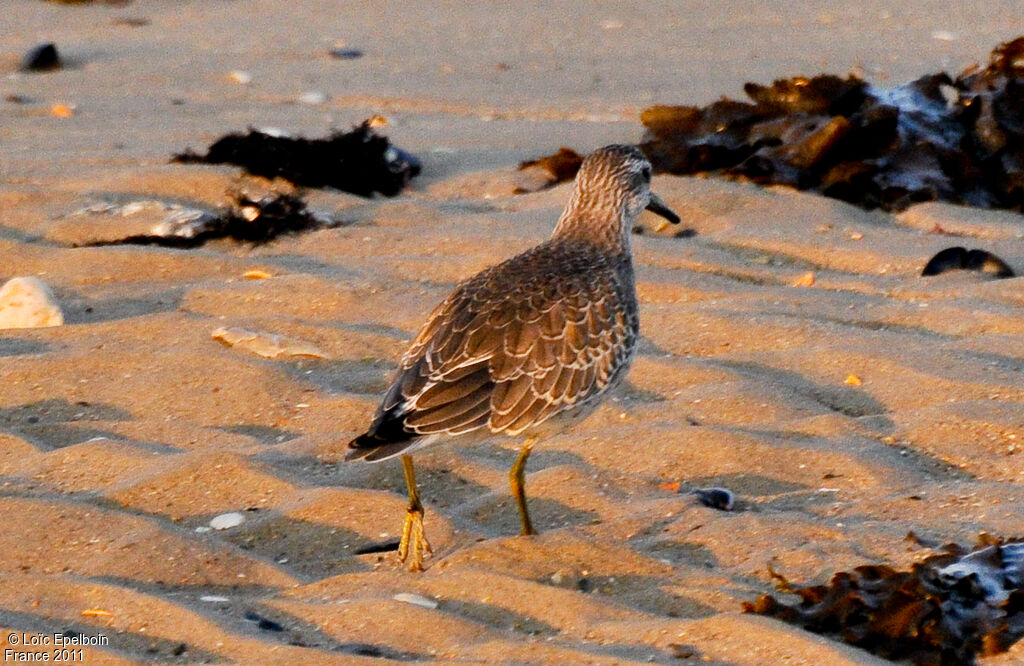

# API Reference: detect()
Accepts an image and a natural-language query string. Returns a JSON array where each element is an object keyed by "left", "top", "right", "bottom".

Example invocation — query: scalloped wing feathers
[{"left": 346, "top": 239, "right": 637, "bottom": 459}]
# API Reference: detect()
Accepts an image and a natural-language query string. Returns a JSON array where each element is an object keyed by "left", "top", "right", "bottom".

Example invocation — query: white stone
[
  {"left": 209, "top": 511, "right": 245, "bottom": 530},
  {"left": 0, "top": 277, "right": 64, "bottom": 329},
  {"left": 228, "top": 70, "right": 252, "bottom": 84},
  {"left": 298, "top": 91, "right": 327, "bottom": 105}
]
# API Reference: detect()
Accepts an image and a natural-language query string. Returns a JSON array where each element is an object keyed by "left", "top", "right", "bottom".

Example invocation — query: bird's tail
[{"left": 345, "top": 430, "right": 425, "bottom": 463}]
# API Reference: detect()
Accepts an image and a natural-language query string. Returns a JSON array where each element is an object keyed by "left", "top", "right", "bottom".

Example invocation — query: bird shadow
[
  {"left": 283, "top": 358, "right": 392, "bottom": 396},
  {"left": 218, "top": 424, "right": 300, "bottom": 445},
  {"left": 0, "top": 337, "right": 50, "bottom": 357},
  {"left": 709, "top": 358, "right": 892, "bottom": 421},
  {"left": 191, "top": 508, "right": 372, "bottom": 580},
  {"left": 0, "top": 398, "right": 134, "bottom": 451},
  {"left": 438, "top": 599, "right": 559, "bottom": 637},
  {"left": 58, "top": 286, "right": 184, "bottom": 325}
]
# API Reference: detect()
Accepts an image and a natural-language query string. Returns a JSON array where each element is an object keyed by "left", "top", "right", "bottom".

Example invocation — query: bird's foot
[
  {"left": 398, "top": 507, "right": 432, "bottom": 571},
  {"left": 518, "top": 512, "right": 537, "bottom": 537}
]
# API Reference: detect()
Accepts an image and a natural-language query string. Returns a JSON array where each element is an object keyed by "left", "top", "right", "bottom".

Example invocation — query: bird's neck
[{"left": 551, "top": 191, "right": 631, "bottom": 255}]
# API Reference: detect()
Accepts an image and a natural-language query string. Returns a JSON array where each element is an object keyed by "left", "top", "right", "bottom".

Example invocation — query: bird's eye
[{"left": 640, "top": 166, "right": 651, "bottom": 182}]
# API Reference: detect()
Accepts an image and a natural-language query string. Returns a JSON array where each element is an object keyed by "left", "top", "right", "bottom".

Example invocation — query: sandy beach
[{"left": 2, "top": 1, "right": 1024, "bottom": 663}]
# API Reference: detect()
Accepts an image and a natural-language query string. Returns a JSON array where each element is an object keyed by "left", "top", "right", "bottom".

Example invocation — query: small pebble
[
  {"left": 228, "top": 70, "right": 252, "bottom": 85},
  {"left": 0, "top": 277, "right": 64, "bottom": 329},
  {"left": 112, "top": 17, "right": 150, "bottom": 27},
  {"left": 329, "top": 48, "right": 364, "bottom": 60},
  {"left": 793, "top": 271, "right": 815, "bottom": 287},
  {"left": 22, "top": 43, "right": 61, "bottom": 72},
  {"left": 298, "top": 91, "right": 327, "bottom": 105},
  {"left": 392, "top": 592, "right": 438, "bottom": 609},
  {"left": 209, "top": 512, "right": 245, "bottom": 530},
  {"left": 50, "top": 103, "right": 75, "bottom": 118},
  {"left": 81, "top": 609, "right": 112, "bottom": 618},
  {"left": 666, "top": 643, "right": 700, "bottom": 659},
  {"left": 690, "top": 487, "right": 735, "bottom": 511}
]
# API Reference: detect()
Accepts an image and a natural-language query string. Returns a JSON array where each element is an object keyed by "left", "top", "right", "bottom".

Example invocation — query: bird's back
[{"left": 346, "top": 237, "right": 638, "bottom": 461}]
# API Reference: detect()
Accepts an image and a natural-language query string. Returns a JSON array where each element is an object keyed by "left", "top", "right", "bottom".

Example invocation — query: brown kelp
[
  {"left": 521, "top": 37, "right": 1024, "bottom": 214},
  {"left": 745, "top": 537, "right": 1024, "bottom": 664},
  {"left": 641, "top": 37, "right": 1024, "bottom": 212}
]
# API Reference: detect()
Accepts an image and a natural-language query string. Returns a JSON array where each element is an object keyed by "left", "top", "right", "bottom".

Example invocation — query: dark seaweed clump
[
  {"left": 745, "top": 537, "right": 1024, "bottom": 665},
  {"left": 515, "top": 147, "right": 584, "bottom": 192},
  {"left": 87, "top": 192, "right": 333, "bottom": 248},
  {"left": 640, "top": 36, "right": 1024, "bottom": 212},
  {"left": 174, "top": 121, "right": 421, "bottom": 197}
]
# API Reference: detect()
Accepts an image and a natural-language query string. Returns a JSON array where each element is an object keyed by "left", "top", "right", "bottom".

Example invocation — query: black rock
[
  {"left": 21, "top": 43, "right": 61, "bottom": 72},
  {"left": 690, "top": 487, "right": 735, "bottom": 511}
]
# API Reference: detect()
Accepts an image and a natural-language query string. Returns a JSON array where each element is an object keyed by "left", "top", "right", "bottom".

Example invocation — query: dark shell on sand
[
  {"left": 921, "top": 247, "right": 1015, "bottom": 278},
  {"left": 690, "top": 487, "right": 735, "bottom": 511}
]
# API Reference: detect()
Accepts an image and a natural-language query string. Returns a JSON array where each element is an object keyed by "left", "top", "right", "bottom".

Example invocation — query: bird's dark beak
[{"left": 646, "top": 192, "right": 680, "bottom": 224}]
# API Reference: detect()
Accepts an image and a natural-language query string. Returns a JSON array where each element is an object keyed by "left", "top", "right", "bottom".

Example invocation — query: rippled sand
[{"left": 2, "top": 2, "right": 1023, "bottom": 664}]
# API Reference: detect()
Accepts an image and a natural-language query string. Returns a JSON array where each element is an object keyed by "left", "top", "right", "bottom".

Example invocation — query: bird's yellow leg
[
  {"left": 509, "top": 437, "right": 538, "bottom": 536},
  {"left": 398, "top": 455, "right": 431, "bottom": 571}
]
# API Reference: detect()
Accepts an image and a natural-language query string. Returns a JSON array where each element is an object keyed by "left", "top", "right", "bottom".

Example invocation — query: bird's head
[{"left": 554, "top": 145, "right": 679, "bottom": 250}]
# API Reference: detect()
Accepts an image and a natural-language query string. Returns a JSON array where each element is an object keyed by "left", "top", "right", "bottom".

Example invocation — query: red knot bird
[{"left": 346, "top": 144, "right": 680, "bottom": 570}]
